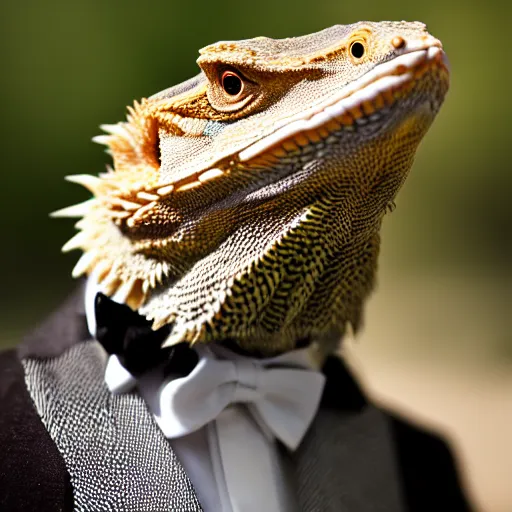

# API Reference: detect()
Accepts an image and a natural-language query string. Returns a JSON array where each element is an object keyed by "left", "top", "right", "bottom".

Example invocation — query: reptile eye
[
  {"left": 350, "top": 41, "right": 365, "bottom": 59},
  {"left": 221, "top": 71, "right": 243, "bottom": 96}
]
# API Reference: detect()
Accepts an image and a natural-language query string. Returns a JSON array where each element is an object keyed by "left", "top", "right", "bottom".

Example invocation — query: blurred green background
[{"left": 1, "top": 0, "right": 510, "bottom": 510}]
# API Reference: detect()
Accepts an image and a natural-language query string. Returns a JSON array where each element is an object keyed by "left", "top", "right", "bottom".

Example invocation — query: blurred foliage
[{"left": 1, "top": 0, "right": 510, "bottom": 357}]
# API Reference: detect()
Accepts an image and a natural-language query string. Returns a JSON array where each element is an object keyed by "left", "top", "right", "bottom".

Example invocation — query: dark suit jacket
[{"left": 0, "top": 287, "right": 472, "bottom": 511}]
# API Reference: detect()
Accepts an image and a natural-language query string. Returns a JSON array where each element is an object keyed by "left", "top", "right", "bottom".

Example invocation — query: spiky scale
[
  {"left": 62, "top": 232, "right": 88, "bottom": 253},
  {"left": 72, "top": 250, "right": 99, "bottom": 278},
  {"left": 50, "top": 199, "right": 96, "bottom": 219}
]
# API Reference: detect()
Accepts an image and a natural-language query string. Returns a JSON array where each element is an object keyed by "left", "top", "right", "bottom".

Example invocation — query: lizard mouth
[
  {"left": 237, "top": 46, "right": 450, "bottom": 162},
  {"left": 119, "top": 45, "right": 450, "bottom": 200}
]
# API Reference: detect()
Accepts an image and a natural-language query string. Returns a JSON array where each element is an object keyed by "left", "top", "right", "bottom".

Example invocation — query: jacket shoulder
[
  {"left": 0, "top": 349, "right": 73, "bottom": 512},
  {"left": 387, "top": 411, "right": 473, "bottom": 511},
  {"left": 320, "top": 355, "right": 472, "bottom": 510}
]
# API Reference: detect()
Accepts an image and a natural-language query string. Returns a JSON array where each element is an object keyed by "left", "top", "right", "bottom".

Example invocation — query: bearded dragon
[{"left": 52, "top": 21, "right": 449, "bottom": 356}]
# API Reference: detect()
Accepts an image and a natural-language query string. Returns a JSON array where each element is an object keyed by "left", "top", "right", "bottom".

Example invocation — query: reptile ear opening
[
  {"left": 155, "top": 131, "right": 161, "bottom": 166},
  {"left": 97, "top": 101, "right": 161, "bottom": 175}
]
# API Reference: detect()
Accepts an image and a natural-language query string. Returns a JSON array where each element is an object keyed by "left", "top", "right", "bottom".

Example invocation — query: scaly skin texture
[{"left": 54, "top": 21, "right": 449, "bottom": 356}]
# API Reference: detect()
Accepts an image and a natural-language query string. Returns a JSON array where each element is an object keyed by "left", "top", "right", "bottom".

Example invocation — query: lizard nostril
[{"left": 391, "top": 36, "right": 406, "bottom": 49}]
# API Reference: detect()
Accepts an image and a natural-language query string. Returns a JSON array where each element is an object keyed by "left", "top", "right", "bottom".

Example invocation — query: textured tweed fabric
[
  {"left": 23, "top": 341, "right": 202, "bottom": 512},
  {"left": 290, "top": 406, "right": 404, "bottom": 511}
]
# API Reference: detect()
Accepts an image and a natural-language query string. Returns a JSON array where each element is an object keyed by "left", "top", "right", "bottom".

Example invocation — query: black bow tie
[
  {"left": 94, "top": 293, "right": 197, "bottom": 377},
  {"left": 93, "top": 292, "right": 366, "bottom": 412}
]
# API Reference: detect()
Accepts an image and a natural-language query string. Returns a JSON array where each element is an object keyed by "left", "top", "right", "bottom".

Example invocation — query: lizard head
[{"left": 54, "top": 21, "right": 449, "bottom": 356}]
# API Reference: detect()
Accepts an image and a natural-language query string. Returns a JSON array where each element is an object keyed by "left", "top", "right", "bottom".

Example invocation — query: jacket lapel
[
  {"left": 20, "top": 287, "right": 202, "bottom": 512},
  {"left": 288, "top": 357, "right": 405, "bottom": 512}
]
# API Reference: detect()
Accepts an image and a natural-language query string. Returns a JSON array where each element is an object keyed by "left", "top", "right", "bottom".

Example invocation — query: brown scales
[{"left": 53, "top": 21, "right": 449, "bottom": 356}]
